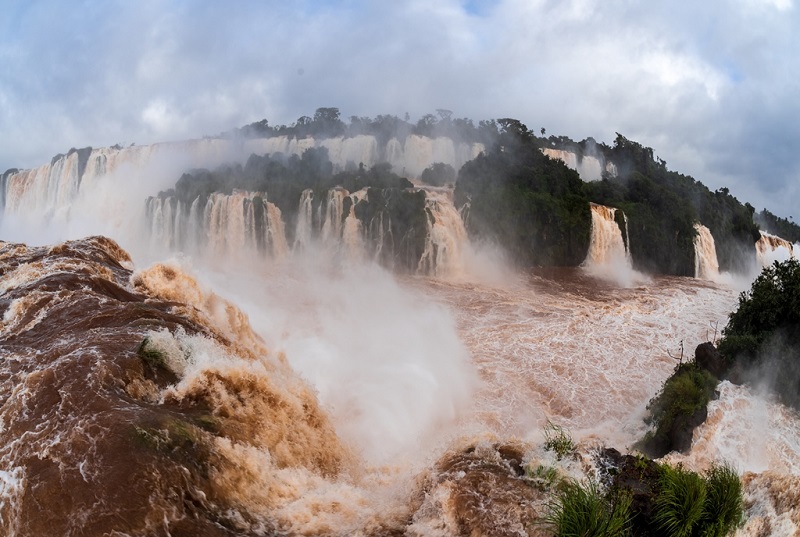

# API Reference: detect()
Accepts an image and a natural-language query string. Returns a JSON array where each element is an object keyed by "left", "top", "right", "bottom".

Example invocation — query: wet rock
[
  {"left": 695, "top": 342, "right": 728, "bottom": 379},
  {"left": 597, "top": 448, "right": 662, "bottom": 537}
]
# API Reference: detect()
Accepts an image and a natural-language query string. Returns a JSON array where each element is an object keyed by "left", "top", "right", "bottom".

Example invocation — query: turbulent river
[{"left": 1, "top": 138, "right": 800, "bottom": 536}]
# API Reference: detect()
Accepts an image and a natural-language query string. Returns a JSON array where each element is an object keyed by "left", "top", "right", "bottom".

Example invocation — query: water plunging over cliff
[
  {"left": 756, "top": 230, "right": 796, "bottom": 266},
  {"left": 541, "top": 148, "right": 617, "bottom": 181},
  {"left": 693, "top": 223, "right": 720, "bottom": 280},
  {"left": 147, "top": 191, "right": 288, "bottom": 260},
  {"left": 0, "top": 135, "right": 484, "bottom": 240},
  {"left": 418, "top": 191, "right": 469, "bottom": 277},
  {"left": 582, "top": 203, "right": 633, "bottom": 280}
]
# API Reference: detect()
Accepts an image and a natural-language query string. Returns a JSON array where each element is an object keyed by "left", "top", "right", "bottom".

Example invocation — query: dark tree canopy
[
  {"left": 719, "top": 258, "right": 800, "bottom": 408},
  {"left": 420, "top": 162, "right": 456, "bottom": 187},
  {"left": 454, "top": 119, "right": 592, "bottom": 267}
]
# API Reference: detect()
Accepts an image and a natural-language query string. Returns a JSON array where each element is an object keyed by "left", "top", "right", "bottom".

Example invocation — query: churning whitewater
[{"left": 1, "top": 138, "right": 800, "bottom": 536}]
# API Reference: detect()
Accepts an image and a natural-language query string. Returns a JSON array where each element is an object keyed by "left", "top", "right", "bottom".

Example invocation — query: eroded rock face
[{"left": 596, "top": 448, "right": 662, "bottom": 537}]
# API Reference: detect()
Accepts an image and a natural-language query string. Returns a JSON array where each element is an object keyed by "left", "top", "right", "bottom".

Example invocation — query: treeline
[
  {"left": 224, "top": 107, "right": 500, "bottom": 147},
  {"left": 755, "top": 208, "right": 800, "bottom": 243},
  {"left": 204, "top": 108, "right": 775, "bottom": 276},
  {"left": 455, "top": 120, "right": 761, "bottom": 275}
]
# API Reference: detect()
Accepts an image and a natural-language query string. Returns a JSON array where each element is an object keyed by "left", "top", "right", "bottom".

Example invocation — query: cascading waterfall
[
  {"left": 0, "top": 134, "right": 485, "bottom": 236},
  {"left": 3, "top": 151, "right": 85, "bottom": 217},
  {"left": 148, "top": 191, "right": 288, "bottom": 259},
  {"left": 417, "top": 191, "right": 468, "bottom": 277},
  {"left": 582, "top": 203, "right": 639, "bottom": 286},
  {"left": 693, "top": 223, "right": 720, "bottom": 280},
  {"left": 294, "top": 189, "right": 314, "bottom": 250},
  {"left": 541, "top": 148, "right": 616, "bottom": 181},
  {"left": 265, "top": 202, "right": 288, "bottom": 258},
  {"left": 584, "top": 203, "right": 630, "bottom": 268},
  {"left": 342, "top": 189, "right": 368, "bottom": 259},
  {"left": 145, "top": 180, "right": 474, "bottom": 276},
  {"left": 756, "top": 230, "right": 796, "bottom": 266},
  {"left": 6, "top": 135, "right": 800, "bottom": 535},
  {"left": 321, "top": 188, "right": 348, "bottom": 244}
]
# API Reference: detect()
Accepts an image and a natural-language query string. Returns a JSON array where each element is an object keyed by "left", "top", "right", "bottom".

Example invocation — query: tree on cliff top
[{"left": 719, "top": 258, "right": 800, "bottom": 408}]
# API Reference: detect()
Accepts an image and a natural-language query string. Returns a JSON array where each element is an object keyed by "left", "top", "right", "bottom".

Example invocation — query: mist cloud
[{"left": 1, "top": 0, "right": 797, "bottom": 218}]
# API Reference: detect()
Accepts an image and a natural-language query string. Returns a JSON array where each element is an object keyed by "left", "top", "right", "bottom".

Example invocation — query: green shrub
[
  {"left": 718, "top": 258, "right": 800, "bottom": 409},
  {"left": 698, "top": 463, "right": 744, "bottom": 537},
  {"left": 654, "top": 464, "right": 707, "bottom": 537},
  {"left": 420, "top": 162, "right": 456, "bottom": 186},
  {"left": 642, "top": 362, "right": 718, "bottom": 456},
  {"left": 546, "top": 480, "right": 631, "bottom": 537},
  {"left": 527, "top": 463, "right": 561, "bottom": 491},
  {"left": 137, "top": 336, "right": 167, "bottom": 369},
  {"left": 544, "top": 421, "right": 576, "bottom": 461}
]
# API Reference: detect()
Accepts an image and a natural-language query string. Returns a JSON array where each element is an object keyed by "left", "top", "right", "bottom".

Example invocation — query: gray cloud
[{"left": 1, "top": 0, "right": 797, "bottom": 218}]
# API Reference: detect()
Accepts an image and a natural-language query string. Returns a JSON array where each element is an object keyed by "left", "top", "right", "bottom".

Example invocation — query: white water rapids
[{"left": 2, "top": 139, "right": 800, "bottom": 535}]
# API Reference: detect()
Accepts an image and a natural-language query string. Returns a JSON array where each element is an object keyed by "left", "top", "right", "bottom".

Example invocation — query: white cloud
[{"left": 0, "top": 0, "right": 798, "bottom": 218}]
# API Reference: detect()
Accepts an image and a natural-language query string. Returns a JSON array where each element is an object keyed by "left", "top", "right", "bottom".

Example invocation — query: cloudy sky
[{"left": 1, "top": 0, "right": 798, "bottom": 218}]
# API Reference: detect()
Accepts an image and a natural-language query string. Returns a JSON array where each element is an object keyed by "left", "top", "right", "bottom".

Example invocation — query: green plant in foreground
[
  {"left": 137, "top": 336, "right": 168, "bottom": 370},
  {"left": 546, "top": 480, "right": 631, "bottom": 537},
  {"left": 527, "top": 463, "right": 561, "bottom": 491},
  {"left": 544, "top": 421, "right": 576, "bottom": 461},
  {"left": 698, "top": 463, "right": 744, "bottom": 537},
  {"left": 654, "top": 464, "right": 707, "bottom": 537}
]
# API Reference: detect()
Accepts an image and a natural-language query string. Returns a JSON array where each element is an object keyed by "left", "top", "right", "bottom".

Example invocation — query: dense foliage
[
  {"left": 718, "top": 258, "right": 800, "bottom": 408},
  {"left": 652, "top": 463, "right": 742, "bottom": 537},
  {"left": 551, "top": 446, "right": 743, "bottom": 537},
  {"left": 641, "top": 361, "right": 718, "bottom": 457},
  {"left": 229, "top": 107, "right": 499, "bottom": 146},
  {"left": 546, "top": 481, "right": 631, "bottom": 537},
  {"left": 419, "top": 162, "right": 456, "bottom": 187},
  {"left": 452, "top": 121, "right": 761, "bottom": 275},
  {"left": 454, "top": 119, "right": 592, "bottom": 267}
]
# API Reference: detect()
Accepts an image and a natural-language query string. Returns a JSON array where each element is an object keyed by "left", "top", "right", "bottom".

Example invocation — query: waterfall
[
  {"left": 244, "top": 134, "right": 483, "bottom": 179},
  {"left": 582, "top": 203, "right": 642, "bottom": 286},
  {"left": 584, "top": 203, "right": 630, "bottom": 268},
  {"left": 541, "top": 148, "right": 615, "bottom": 181},
  {"left": 321, "top": 188, "right": 347, "bottom": 243},
  {"left": 294, "top": 189, "right": 314, "bottom": 250},
  {"left": 265, "top": 202, "right": 289, "bottom": 257},
  {"left": 693, "top": 223, "right": 720, "bottom": 280},
  {"left": 756, "top": 231, "right": 796, "bottom": 267},
  {"left": 0, "top": 134, "right": 485, "bottom": 244},
  {"left": 417, "top": 191, "right": 468, "bottom": 277},
  {"left": 2, "top": 136, "right": 487, "bottom": 275},
  {"left": 147, "top": 191, "right": 288, "bottom": 260},
  {"left": 343, "top": 189, "right": 368, "bottom": 259},
  {"left": 4, "top": 152, "right": 83, "bottom": 216}
]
